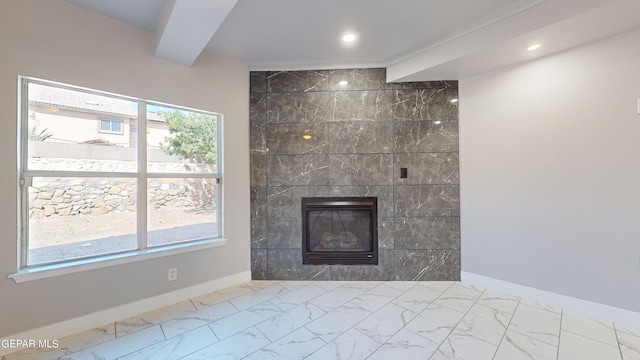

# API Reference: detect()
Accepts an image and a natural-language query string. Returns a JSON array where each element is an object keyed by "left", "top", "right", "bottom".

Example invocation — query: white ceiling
[{"left": 63, "top": 0, "right": 640, "bottom": 82}]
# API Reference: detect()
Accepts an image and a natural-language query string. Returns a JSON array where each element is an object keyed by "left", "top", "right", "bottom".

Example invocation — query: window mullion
[
  {"left": 216, "top": 115, "right": 223, "bottom": 238},
  {"left": 137, "top": 101, "right": 148, "bottom": 250},
  {"left": 19, "top": 78, "right": 30, "bottom": 268},
  {"left": 22, "top": 170, "right": 139, "bottom": 178}
]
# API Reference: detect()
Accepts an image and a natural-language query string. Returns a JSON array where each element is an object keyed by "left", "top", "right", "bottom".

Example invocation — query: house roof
[{"left": 29, "top": 83, "right": 163, "bottom": 122}]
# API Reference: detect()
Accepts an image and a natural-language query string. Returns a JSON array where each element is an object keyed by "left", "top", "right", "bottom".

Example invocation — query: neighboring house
[{"left": 28, "top": 82, "right": 169, "bottom": 149}]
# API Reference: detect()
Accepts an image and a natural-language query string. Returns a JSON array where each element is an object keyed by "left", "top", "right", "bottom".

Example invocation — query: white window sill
[{"left": 8, "top": 238, "right": 227, "bottom": 283}]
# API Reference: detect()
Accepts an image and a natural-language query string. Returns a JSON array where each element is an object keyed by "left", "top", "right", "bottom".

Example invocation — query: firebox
[{"left": 301, "top": 197, "right": 378, "bottom": 265}]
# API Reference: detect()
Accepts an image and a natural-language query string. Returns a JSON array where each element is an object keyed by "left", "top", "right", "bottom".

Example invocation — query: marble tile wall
[{"left": 250, "top": 68, "right": 459, "bottom": 281}]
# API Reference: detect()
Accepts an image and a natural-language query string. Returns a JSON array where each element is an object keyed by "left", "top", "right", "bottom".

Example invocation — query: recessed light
[
  {"left": 338, "top": 80, "right": 348, "bottom": 86},
  {"left": 342, "top": 33, "right": 357, "bottom": 42},
  {"left": 450, "top": 98, "right": 458, "bottom": 103},
  {"left": 528, "top": 44, "right": 542, "bottom": 51}
]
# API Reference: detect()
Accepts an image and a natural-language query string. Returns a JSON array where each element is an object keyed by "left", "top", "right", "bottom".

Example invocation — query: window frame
[
  {"left": 98, "top": 118, "right": 124, "bottom": 134},
  {"left": 17, "top": 76, "right": 224, "bottom": 271}
]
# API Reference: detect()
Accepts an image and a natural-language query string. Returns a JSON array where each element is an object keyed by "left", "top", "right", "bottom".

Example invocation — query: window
[
  {"left": 18, "top": 77, "right": 222, "bottom": 268},
  {"left": 99, "top": 118, "right": 123, "bottom": 134}
]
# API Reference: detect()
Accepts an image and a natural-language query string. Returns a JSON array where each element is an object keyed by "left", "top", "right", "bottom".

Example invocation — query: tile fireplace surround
[{"left": 250, "top": 68, "right": 459, "bottom": 281}]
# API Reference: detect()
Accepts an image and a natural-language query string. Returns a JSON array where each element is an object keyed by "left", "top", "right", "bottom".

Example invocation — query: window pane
[
  {"left": 27, "top": 83, "right": 137, "bottom": 172},
  {"left": 147, "top": 104, "right": 219, "bottom": 173},
  {"left": 147, "top": 178, "right": 219, "bottom": 247},
  {"left": 26, "top": 177, "right": 137, "bottom": 265},
  {"left": 111, "top": 120, "right": 122, "bottom": 132}
]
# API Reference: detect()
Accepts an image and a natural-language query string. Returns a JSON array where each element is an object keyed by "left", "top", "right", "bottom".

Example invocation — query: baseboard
[
  {"left": 461, "top": 271, "right": 640, "bottom": 329},
  {"left": 0, "top": 271, "right": 251, "bottom": 357}
]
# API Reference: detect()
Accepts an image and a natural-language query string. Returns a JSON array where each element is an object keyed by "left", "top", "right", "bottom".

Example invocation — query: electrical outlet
[
  {"left": 167, "top": 268, "right": 177, "bottom": 282},
  {"left": 400, "top": 167, "right": 408, "bottom": 179}
]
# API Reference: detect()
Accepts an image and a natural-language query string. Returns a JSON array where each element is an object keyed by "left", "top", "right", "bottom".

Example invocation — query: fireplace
[{"left": 301, "top": 197, "right": 378, "bottom": 265}]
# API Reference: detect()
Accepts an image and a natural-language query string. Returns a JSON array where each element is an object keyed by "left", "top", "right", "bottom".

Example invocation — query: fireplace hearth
[{"left": 302, "top": 197, "right": 378, "bottom": 265}]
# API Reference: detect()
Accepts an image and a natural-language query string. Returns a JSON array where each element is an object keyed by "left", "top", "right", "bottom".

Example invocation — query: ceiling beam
[
  {"left": 155, "top": 0, "right": 237, "bottom": 66},
  {"left": 392, "top": 0, "right": 640, "bottom": 81},
  {"left": 386, "top": 0, "right": 635, "bottom": 82}
]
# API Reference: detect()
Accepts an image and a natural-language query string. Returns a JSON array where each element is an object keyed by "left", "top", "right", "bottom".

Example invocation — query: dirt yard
[{"left": 29, "top": 207, "right": 216, "bottom": 249}]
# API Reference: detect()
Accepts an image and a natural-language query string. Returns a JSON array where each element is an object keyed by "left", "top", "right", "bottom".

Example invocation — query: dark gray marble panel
[
  {"left": 329, "top": 122, "right": 393, "bottom": 154},
  {"left": 378, "top": 217, "right": 394, "bottom": 250},
  {"left": 267, "top": 186, "right": 331, "bottom": 218},
  {"left": 329, "top": 186, "right": 393, "bottom": 218},
  {"left": 250, "top": 93, "right": 267, "bottom": 124},
  {"left": 266, "top": 249, "right": 331, "bottom": 280},
  {"left": 267, "top": 92, "right": 334, "bottom": 123},
  {"left": 251, "top": 186, "right": 267, "bottom": 218},
  {"left": 251, "top": 68, "right": 459, "bottom": 282},
  {"left": 250, "top": 154, "right": 266, "bottom": 187},
  {"left": 330, "top": 154, "right": 393, "bottom": 186},
  {"left": 395, "top": 153, "right": 459, "bottom": 185},
  {"left": 251, "top": 248, "right": 268, "bottom": 280},
  {"left": 386, "top": 80, "right": 457, "bottom": 90},
  {"left": 391, "top": 88, "right": 458, "bottom": 121},
  {"left": 329, "top": 250, "right": 394, "bottom": 281},
  {"left": 394, "top": 185, "right": 460, "bottom": 217},
  {"left": 266, "top": 123, "right": 330, "bottom": 154},
  {"left": 267, "top": 70, "right": 331, "bottom": 93},
  {"left": 267, "top": 154, "right": 330, "bottom": 186},
  {"left": 328, "top": 68, "right": 387, "bottom": 91},
  {"left": 394, "top": 120, "right": 459, "bottom": 153},
  {"left": 394, "top": 217, "right": 459, "bottom": 250},
  {"left": 334, "top": 90, "right": 393, "bottom": 121},
  {"left": 394, "top": 250, "right": 460, "bottom": 281},
  {"left": 250, "top": 71, "right": 267, "bottom": 93},
  {"left": 267, "top": 217, "right": 302, "bottom": 249},
  {"left": 251, "top": 217, "right": 267, "bottom": 249},
  {"left": 250, "top": 122, "right": 266, "bottom": 154}
]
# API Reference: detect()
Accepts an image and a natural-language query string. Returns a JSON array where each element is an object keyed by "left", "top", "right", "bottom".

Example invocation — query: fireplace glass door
[{"left": 302, "top": 197, "right": 377, "bottom": 265}]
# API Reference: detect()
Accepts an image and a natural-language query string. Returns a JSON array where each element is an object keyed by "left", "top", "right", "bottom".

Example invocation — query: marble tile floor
[{"left": 4, "top": 280, "right": 640, "bottom": 360}]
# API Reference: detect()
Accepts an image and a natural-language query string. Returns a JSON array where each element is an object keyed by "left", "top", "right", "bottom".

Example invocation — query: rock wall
[{"left": 28, "top": 158, "right": 217, "bottom": 218}]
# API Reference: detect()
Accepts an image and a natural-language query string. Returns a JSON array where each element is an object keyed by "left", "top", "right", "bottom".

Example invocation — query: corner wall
[
  {"left": 250, "top": 69, "right": 460, "bottom": 280},
  {"left": 459, "top": 28, "right": 640, "bottom": 312},
  {"left": 0, "top": 0, "right": 250, "bottom": 337}
]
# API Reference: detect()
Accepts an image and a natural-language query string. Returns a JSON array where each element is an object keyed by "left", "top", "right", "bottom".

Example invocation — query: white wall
[
  {"left": 460, "top": 28, "right": 640, "bottom": 312},
  {"left": 0, "top": 0, "right": 250, "bottom": 336}
]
